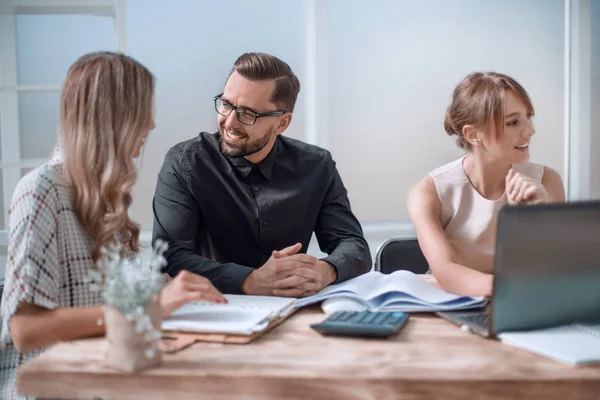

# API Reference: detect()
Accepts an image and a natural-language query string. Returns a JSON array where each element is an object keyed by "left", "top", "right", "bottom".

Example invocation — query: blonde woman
[
  {"left": 408, "top": 72, "right": 565, "bottom": 297},
  {"left": 0, "top": 52, "right": 226, "bottom": 399}
]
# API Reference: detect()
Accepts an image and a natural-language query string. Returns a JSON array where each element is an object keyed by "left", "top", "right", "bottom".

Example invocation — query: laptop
[{"left": 437, "top": 200, "right": 600, "bottom": 338}]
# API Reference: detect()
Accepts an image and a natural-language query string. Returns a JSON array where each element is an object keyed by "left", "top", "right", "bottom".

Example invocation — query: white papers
[{"left": 162, "top": 295, "right": 297, "bottom": 335}]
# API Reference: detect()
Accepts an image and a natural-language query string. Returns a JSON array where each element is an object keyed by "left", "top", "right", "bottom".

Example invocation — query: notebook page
[
  {"left": 573, "top": 324, "right": 600, "bottom": 337},
  {"left": 294, "top": 270, "right": 486, "bottom": 310},
  {"left": 499, "top": 324, "right": 600, "bottom": 365},
  {"left": 293, "top": 272, "right": 383, "bottom": 307},
  {"left": 368, "top": 270, "right": 485, "bottom": 306},
  {"left": 162, "top": 295, "right": 297, "bottom": 334}
]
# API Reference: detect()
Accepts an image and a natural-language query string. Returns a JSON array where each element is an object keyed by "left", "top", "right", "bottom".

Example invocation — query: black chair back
[{"left": 375, "top": 238, "right": 430, "bottom": 274}]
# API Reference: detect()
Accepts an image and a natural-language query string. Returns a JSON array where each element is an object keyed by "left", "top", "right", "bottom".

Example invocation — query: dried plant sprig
[{"left": 87, "top": 239, "right": 169, "bottom": 358}]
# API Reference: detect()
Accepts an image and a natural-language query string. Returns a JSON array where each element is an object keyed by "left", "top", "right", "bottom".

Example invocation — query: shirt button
[
  {"left": 261, "top": 221, "right": 268, "bottom": 226},
  {"left": 253, "top": 186, "right": 261, "bottom": 192}
]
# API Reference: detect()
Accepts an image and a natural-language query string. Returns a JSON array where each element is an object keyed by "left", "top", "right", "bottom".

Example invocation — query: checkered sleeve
[{"left": 1, "top": 173, "right": 60, "bottom": 335}]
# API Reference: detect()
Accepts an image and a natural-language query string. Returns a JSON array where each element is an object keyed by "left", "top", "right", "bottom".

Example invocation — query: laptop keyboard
[{"left": 458, "top": 313, "right": 489, "bottom": 329}]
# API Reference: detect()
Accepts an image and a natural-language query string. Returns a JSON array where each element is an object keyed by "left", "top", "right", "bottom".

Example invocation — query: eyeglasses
[{"left": 214, "top": 94, "right": 287, "bottom": 126}]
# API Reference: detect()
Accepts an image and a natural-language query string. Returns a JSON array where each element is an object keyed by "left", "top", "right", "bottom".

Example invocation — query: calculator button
[
  {"left": 351, "top": 312, "right": 368, "bottom": 324},
  {"left": 338, "top": 312, "right": 354, "bottom": 322},
  {"left": 328, "top": 312, "right": 342, "bottom": 321},
  {"left": 373, "top": 313, "right": 389, "bottom": 325},
  {"left": 361, "top": 313, "right": 378, "bottom": 325}
]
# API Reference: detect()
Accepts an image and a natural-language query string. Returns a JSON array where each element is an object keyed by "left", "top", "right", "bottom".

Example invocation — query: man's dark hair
[{"left": 231, "top": 52, "right": 301, "bottom": 112}]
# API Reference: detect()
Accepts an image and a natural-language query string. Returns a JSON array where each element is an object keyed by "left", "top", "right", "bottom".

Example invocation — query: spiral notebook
[{"left": 498, "top": 324, "right": 600, "bottom": 366}]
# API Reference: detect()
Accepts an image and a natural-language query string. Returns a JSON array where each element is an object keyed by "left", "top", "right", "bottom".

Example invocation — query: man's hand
[
  {"left": 241, "top": 243, "right": 337, "bottom": 297},
  {"left": 272, "top": 259, "right": 337, "bottom": 297},
  {"left": 242, "top": 243, "right": 315, "bottom": 296},
  {"left": 506, "top": 168, "right": 548, "bottom": 205},
  {"left": 160, "top": 270, "right": 227, "bottom": 317}
]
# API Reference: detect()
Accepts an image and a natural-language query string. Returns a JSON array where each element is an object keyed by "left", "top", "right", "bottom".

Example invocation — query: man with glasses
[{"left": 152, "top": 52, "right": 370, "bottom": 297}]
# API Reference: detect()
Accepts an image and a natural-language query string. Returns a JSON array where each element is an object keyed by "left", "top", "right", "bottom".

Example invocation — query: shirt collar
[{"left": 224, "top": 136, "right": 279, "bottom": 181}]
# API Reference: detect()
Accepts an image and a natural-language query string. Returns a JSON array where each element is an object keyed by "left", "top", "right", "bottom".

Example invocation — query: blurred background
[{"left": 0, "top": 0, "right": 599, "bottom": 276}]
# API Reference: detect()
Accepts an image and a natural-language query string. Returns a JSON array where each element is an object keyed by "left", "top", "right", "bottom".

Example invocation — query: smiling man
[{"left": 152, "top": 52, "right": 371, "bottom": 297}]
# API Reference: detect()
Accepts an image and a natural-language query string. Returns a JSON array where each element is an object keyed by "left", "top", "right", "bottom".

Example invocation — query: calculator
[{"left": 310, "top": 311, "right": 410, "bottom": 339}]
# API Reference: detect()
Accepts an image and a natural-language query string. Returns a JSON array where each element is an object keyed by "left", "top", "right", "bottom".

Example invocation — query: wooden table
[{"left": 18, "top": 308, "right": 600, "bottom": 399}]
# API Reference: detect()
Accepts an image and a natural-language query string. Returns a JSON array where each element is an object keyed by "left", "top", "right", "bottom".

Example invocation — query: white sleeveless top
[{"left": 428, "top": 156, "right": 544, "bottom": 274}]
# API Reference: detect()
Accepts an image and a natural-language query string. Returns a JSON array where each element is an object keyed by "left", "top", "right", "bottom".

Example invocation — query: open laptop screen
[{"left": 491, "top": 201, "right": 600, "bottom": 334}]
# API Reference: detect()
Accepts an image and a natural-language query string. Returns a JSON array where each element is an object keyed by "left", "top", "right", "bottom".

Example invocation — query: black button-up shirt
[{"left": 152, "top": 132, "right": 371, "bottom": 294}]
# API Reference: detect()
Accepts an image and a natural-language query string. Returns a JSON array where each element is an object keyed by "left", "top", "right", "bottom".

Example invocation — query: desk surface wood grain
[{"left": 18, "top": 307, "right": 600, "bottom": 400}]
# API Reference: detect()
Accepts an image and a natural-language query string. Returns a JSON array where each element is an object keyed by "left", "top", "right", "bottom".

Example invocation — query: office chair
[{"left": 374, "top": 237, "right": 430, "bottom": 274}]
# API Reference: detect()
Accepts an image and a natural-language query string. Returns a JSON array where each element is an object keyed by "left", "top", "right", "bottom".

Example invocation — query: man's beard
[{"left": 219, "top": 127, "right": 275, "bottom": 158}]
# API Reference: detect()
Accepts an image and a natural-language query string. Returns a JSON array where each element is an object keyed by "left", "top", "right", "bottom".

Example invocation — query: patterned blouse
[{"left": 0, "top": 157, "right": 102, "bottom": 399}]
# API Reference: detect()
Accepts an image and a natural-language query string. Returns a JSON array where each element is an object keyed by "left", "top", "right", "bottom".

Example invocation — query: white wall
[
  {"left": 2, "top": 0, "right": 568, "bottom": 232},
  {"left": 591, "top": 0, "right": 600, "bottom": 199},
  {"left": 326, "top": 0, "right": 565, "bottom": 222},
  {"left": 124, "top": 0, "right": 566, "bottom": 229},
  {"left": 125, "top": 0, "right": 308, "bottom": 229}
]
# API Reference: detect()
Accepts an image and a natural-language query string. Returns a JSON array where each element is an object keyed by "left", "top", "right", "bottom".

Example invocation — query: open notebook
[
  {"left": 162, "top": 295, "right": 296, "bottom": 335},
  {"left": 498, "top": 324, "right": 600, "bottom": 366},
  {"left": 295, "top": 270, "right": 487, "bottom": 312}
]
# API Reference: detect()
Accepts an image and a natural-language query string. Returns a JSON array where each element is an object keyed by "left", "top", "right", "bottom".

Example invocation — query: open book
[
  {"left": 294, "top": 270, "right": 487, "bottom": 312},
  {"left": 498, "top": 324, "right": 600, "bottom": 365}
]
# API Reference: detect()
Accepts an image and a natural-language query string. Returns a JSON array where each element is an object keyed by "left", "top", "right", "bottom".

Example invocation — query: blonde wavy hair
[{"left": 59, "top": 51, "right": 155, "bottom": 262}]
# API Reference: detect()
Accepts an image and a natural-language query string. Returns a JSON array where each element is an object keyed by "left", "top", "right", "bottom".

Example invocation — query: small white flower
[
  {"left": 88, "top": 240, "right": 168, "bottom": 351},
  {"left": 145, "top": 347, "right": 156, "bottom": 359}
]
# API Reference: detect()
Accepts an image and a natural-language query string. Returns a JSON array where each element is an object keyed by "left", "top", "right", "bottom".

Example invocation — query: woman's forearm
[
  {"left": 9, "top": 304, "right": 106, "bottom": 354},
  {"left": 431, "top": 262, "right": 493, "bottom": 297}
]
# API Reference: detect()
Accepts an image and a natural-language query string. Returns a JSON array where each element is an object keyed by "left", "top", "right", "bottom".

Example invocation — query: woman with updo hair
[{"left": 407, "top": 72, "right": 565, "bottom": 297}]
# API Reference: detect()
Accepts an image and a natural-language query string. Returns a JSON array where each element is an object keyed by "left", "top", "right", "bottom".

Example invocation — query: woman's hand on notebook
[{"left": 160, "top": 270, "right": 228, "bottom": 317}]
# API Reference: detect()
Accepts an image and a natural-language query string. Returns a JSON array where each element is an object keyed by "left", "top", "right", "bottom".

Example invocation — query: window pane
[
  {"left": 591, "top": 1, "right": 600, "bottom": 199},
  {"left": 0, "top": 105, "right": 3, "bottom": 161},
  {"left": 0, "top": 170, "right": 5, "bottom": 278},
  {"left": 21, "top": 168, "right": 35, "bottom": 177},
  {"left": 16, "top": 14, "right": 116, "bottom": 86},
  {"left": 19, "top": 91, "right": 60, "bottom": 159},
  {"left": 0, "top": 172, "right": 5, "bottom": 230}
]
